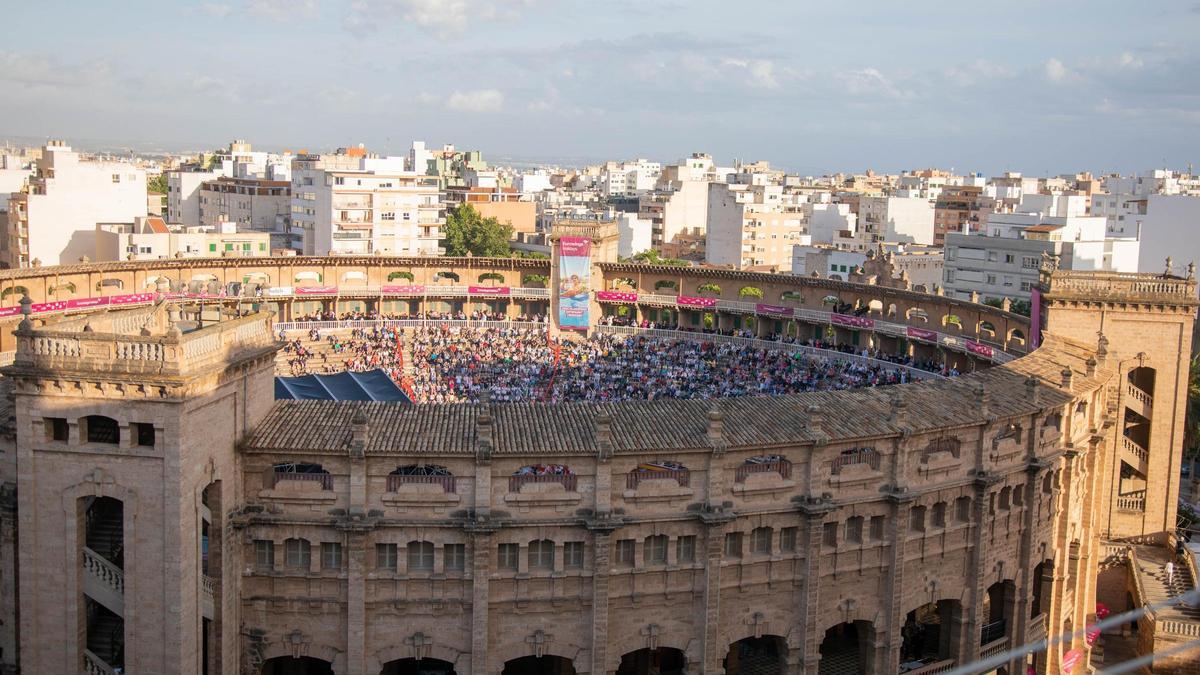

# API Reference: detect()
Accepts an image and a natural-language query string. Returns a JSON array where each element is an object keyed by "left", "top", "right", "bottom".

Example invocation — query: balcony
[
  {"left": 509, "top": 472, "right": 577, "bottom": 492},
  {"left": 1117, "top": 489, "right": 1146, "bottom": 513},
  {"left": 626, "top": 467, "right": 690, "bottom": 490},
  {"left": 1126, "top": 382, "right": 1153, "bottom": 415},
  {"left": 899, "top": 658, "right": 955, "bottom": 674},
  {"left": 84, "top": 649, "right": 117, "bottom": 675},
  {"left": 202, "top": 574, "right": 215, "bottom": 619},
  {"left": 735, "top": 458, "right": 792, "bottom": 483},
  {"left": 387, "top": 473, "right": 457, "bottom": 493},
  {"left": 273, "top": 470, "right": 333, "bottom": 491}
]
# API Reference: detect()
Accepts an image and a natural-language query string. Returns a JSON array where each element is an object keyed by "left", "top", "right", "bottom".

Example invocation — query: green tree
[
  {"left": 739, "top": 286, "right": 764, "bottom": 299},
  {"left": 628, "top": 249, "right": 690, "bottom": 267},
  {"left": 442, "top": 204, "right": 513, "bottom": 257},
  {"left": 147, "top": 174, "right": 168, "bottom": 194},
  {"left": 982, "top": 297, "right": 1032, "bottom": 317}
]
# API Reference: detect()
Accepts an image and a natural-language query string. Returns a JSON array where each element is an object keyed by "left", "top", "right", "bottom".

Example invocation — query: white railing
[
  {"left": 1159, "top": 619, "right": 1200, "bottom": 637},
  {"left": 980, "top": 637, "right": 1008, "bottom": 660},
  {"left": 902, "top": 658, "right": 956, "bottom": 674},
  {"left": 1117, "top": 490, "right": 1147, "bottom": 512},
  {"left": 594, "top": 325, "right": 944, "bottom": 381},
  {"left": 84, "top": 649, "right": 117, "bottom": 675},
  {"left": 82, "top": 546, "right": 124, "bottom": 596},
  {"left": 202, "top": 574, "right": 216, "bottom": 597}
]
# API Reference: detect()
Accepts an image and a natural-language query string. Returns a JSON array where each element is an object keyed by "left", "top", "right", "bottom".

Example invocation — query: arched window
[
  {"left": 1008, "top": 328, "right": 1026, "bottom": 346},
  {"left": 654, "top": 280, "right": 678, "bottom": 292},
  {"left": 644, "top": 535, "right": 668, "bottom": 564},
  {"left": 528, "top": 539, "right": 554, "bottom": 569},
  {"left": 478, "top": 272, "right": 505, "bottom": 284},
  {"left": 906, "top": 307, "right": 929, "bottom": 323},
  {"left": 739, "top": 286, "right": 764, "bottom": 299},
  {"left": 435, "top": 271, "right": 460, "bottom": 283},
  {"left": 84, "top": 415, "right": 119, "bottom": 444},
  {"left": 978, "top": 320, "right": 997, "bottom": 337},
  {"left": 284, "top": 538, "right": 311, "bottom": 568},
  {"left": 942, "top": 314, "right": 962, "bottom": 330},
  {"left": 389, "top": 464, "right": 455, "bottom": 492},
  {"left": 408, "top": 541, "right": 434, "bottom": 571},
  {"left": 867, "top": 299, "right": 884, "bottom": 314},
  {"left": 387, "top": 270, "right": 415, "bottom": 282},
  {"left": 780, "top": 290, "right": 803, "bottom": 302}
]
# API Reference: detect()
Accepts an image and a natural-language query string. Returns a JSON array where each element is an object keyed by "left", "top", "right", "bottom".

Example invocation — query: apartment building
[
  {"left": 933, "top": 185, "right": 992, "bottom": 245},
  {"left": 166, "top": 169, "right": 221, "bottom": 226},
  {"left": 856, "top": 195, "right": 935, "bottom": 245},
  {"left": 804, "top": 202, "right": 857, "bottom": 244},
  {"left": 792, "top": 239, "right": 943, "bottom": 289},
  {"left": 197, "top": 176, "right": 291, "bottom": 233},
  {"left": 94, "top": 217, "right": 271, "bottom": 261},
  {"left": 3, "top": 141, "right": 147, "bottom": 267},
  {"left": 1092, "top": 171, "right": 1200, "bottom": 271},
  {"left": 706, "top": 182, "right": 805, "bottom": 271},
  {"left": 291, "top": 152, "right": 442, "bottom": 256},
  {"left": 602, "top": 159, "right": 662, "bottom": 197},
  {"left": 942, "top": 211, "right": 1140, "bottom": 302},
  {"left": 443, "top": 185, "right": 537, "bottom": 236}
]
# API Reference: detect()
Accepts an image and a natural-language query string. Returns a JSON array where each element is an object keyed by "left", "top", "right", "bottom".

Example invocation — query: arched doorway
[
  {"left": 502, "top": 655, "right": 576, "bottom": 675},
  {"left": 818, "top": 622, "right": 873, "bottom": 675},
  {"left": 899, "top": 600, "right": 962, "bottom": 669},
  {"left": 381, "top": 657, "right": 457, "bottom": 675},
  {"left": 261, "top": 656, "right": 334, "bottom": 675},
  {"left": 724, "top": 635, "right": 786, "bottom": 675},
  {"left": 617, "top": 647, "right": 686, "bottom": 675}
]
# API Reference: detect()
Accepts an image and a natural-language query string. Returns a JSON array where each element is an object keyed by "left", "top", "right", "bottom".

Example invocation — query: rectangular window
[
  {"left": 564, "top": 541, "right": 584, "bottom": 568},
  {"left": 724, "top": 532, "right": 743, "bottom": 558},
  {"left": 846, "top": 516, "right": 864, "bottom": 544},
  {"left": 822, "top": 522, "right": 838, "bottom": 547},
  {"left": 376, "top": 543, "right": 398, "bottom": 571},
  {"left": 956, "top": 496, "right": 972, "bottom": 523},
  {"left": 45, "top": 417, "right": 68, "bottom": 442},
  {"left": 498, "top": 543, "right": 519, "bottom": 571},
  {"left": 112, "top": 174, "right": 120, "bottom": 183},
  {"left": 932, "top": 502, "right": 947, "bottom": 528},
  {"left": 910, "top": 506, "right": 927, "bottom": 533},
  {"left": 444, "top": 544, "right": 465, "bottom": 572},
  {"left": 321, "top": 542, "right": 343, "bottom": 570},
  {"left": 1004, "top": 254, "right": 1015, "bottom": 264},
  {"left": 408, "top": 541, "right": 434, "bottom": 571},
  {"left": 529, "top": 540, "right": 554, "bottom": 570},
  {"left": 209, "top": 243, "right": 217, "bottom": 252},
  {"left": 285, "top": 539, "right": 311, "bottom": 568},
  {"left": 751, "top": 527, "right": 772, "bottom": 555},
  {"left": 644, "top": 536, "right": 668, "bottom": 564},
  {"left": 254, "top": 540, "right": 274, "bottom": 569},
  {"left": 779, "top": 527, "right": 797, "bottom": 552},
  {"left": 225, "top": 243, "right": 234, "bottom": 251},
  {"left": 259, "top": 243, "right": 267, "bottom": 251},
  {"left": 616, "top": 539, "right": 635, "bottom": 566},
  {"left": 869, "top": 516, "right": 885, "bottom": 541},
  {"left": 133, "top": 422, "right": 155, "bottom": 447},
  {"left": 1013, "top": 484, "right": 1025, "bottom": 507},
  {"left": 676, "top": 536, "right": 696, "bottom": 563}
]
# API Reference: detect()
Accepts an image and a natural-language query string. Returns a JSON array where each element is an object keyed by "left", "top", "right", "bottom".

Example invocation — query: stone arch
[
  {"left": 258, "top": 636, "right": 343, "bottom": 673},
  {"left": 492, "top": 634, "right": 588, "bottom": 673},
  {"left": 340, "top": 271, "right": 368, "bottom": 285},
  {"left": 906, "top": 307, "right": 928, "bottom": 322},
  {"left": 371, "top": 642, "right": 466, "bottom": 674},
  {"left": 978, "top": 320, "right": 997, "bottom": 338},
  {"left": 1008, "top": 328, "right": 1026, "bottom": 346},
  {"left": 605, "top": 622, "right": 697, "bottom": 674},
  {"left": 867, "top": 299, "right": 884, "bottom": 314}
]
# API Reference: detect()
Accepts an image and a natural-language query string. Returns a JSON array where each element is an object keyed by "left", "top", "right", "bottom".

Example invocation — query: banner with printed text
[{"left": 557, "top": 236, "right": 591, "bottom": 331}]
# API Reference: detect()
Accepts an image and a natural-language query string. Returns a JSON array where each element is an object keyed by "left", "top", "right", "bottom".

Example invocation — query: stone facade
[{"left": 0, "top": 261, "right": 1196, "bottom": 675}]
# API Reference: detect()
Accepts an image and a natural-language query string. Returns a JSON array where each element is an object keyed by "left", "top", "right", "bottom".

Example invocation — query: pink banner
[
  {"left": 31, "top": 300, "right": 71, "bottom": 312},
  {"left": 1030, "top": 287, "right": 1042, "bottom": 349},
  {"left": 0, "top": 306, "right": 21, "bottom": 318},
  {"left": 755, "top": 303, "right": 794, "bottom": 316},
  {"left": 831, "top": 313, "right": 874, "bottom": 329},
  {"left": 906, "top": 326, "right": 938, "bottom": 342},
  {"left": 381, "top": 284, "right": 425, "bottom": 294},
  {"left": 295, "top": 286, "right": 338, "bottom": 295},
  {"left": 677, "top": 295, "right": 717, "bottom": 308},
  {"left": 966, "top": 341, "right": 994, "bottom": 358},
  {"left": 110, "top": 293, "right": 156, "bottom": 305},
  {"left": 596, "top": 291, "right": 637, "bottom": 302},
  {"left": 468, "top": 286, "right": 510, "bottom": 296},
  {"left": 1061, "top": 648, "right": 1083, "bottom": 673}
]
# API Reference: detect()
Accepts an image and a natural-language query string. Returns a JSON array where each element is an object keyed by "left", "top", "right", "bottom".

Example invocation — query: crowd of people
[
  {"left": 272, "top": 323, "right": 942, "bottom": 405},
  {"left": 407, "top": 327, "right": 921, "bottom": 404},
  {"left": 291, "top": 309, "right": 547, "bottom": 323}
]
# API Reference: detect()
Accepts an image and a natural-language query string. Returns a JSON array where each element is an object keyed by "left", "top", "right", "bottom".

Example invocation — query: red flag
[
  {"left": 1095, "top": 602, "right": 1110, "bottom": 619},
  {"left": 1085, "top": 625, "right": 1101, "bottom": 646}
]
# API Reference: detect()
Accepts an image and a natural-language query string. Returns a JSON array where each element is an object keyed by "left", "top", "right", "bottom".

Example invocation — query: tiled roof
[{"left": 242, "top": 334, "right": 1099, "bottom": 457}]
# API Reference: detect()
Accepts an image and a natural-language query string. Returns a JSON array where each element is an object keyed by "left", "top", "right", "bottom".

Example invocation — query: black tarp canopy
[{"left": 274, "top": 370, "right": 411, "bottom": 403}]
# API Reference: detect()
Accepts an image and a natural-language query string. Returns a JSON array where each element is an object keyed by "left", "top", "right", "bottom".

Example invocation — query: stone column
[
  {"left": 797, "top": 500, "right": 836, "bottom": 675},
  {"left": 590, "top": 529, "right": 613, "bottom": 675},
  {"left": 964, "top": 471, "right": 1000, "bottom": 664},
  {"left": 700, "top": 512, "right": 734, "bottom": 675},
  {"left": 883, "top": 491, "right": 915, "bottom": 675},
  {"left": 345, "top": 529, "right": 368, "bottom": 675},
  {"left": 467, "top": 524, "right": 496, "bottom": 675}
]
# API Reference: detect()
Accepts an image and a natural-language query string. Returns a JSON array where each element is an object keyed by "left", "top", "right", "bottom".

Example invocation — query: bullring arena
[{"left": 0, "top": 229, "right": 1197, "bottom": 675}]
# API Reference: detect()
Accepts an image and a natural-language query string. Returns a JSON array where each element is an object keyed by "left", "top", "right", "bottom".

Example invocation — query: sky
[{"left": 2, "top": 0, "right": 1199, "bottom": 175}]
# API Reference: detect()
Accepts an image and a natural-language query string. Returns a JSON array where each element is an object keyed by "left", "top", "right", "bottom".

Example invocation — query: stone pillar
[
  {"left": 884, "top": 492, "right": 915, "bottom": 675},
  {"left": 594, "top": 415, "right": 614, "bottom": 515},
  {"left": 797, "top": 501, "right": 836, "bottom": 675},
  {"left": 345, "top": 530, "right": 367, "bottom": 675},
  {"left": 468, "top": 526, "right": 495, "bottom": 675},
  {"left": 964, "top": 472, "right": 1000, "bottom": 663},
  {"left": 590, "top": 530, "right": 613, "bottom": 675},
  {"left": 700, "top": 514, "right": 733, "bottom": 675}
]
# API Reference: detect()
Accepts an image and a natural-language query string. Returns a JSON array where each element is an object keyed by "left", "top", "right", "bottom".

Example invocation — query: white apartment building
[
  {"left": 1091, "top": 171, "right": 1200, "bottom": 271},
  {"left": 167, "top": 170, "right": 222, "bottom": 226},
  {"left": 804, "top": 202, "right": 857, "bottom": 244},
  {"left": 197, "top": 177, "right": 291, "bottom": 231},
  {"left": 943, "top": 211, "right": 1140, "bottom": 302},
  {"left": 516, "top": 171, "right": 553, "bottom": 193},
  {"left": 94, "top": 217, "right": 271, "bottom": 262},
  {"left": 856, "top": 195, "right": 935, "bottom": 245},
  {"left": 706, "top": 183, "right": 805, "bottom": 271},
  {"left": 602, "top": 159, "right": 662, "bottom": 198},
  {"left": 4, "top": 141, "right": 147, "bottom": 267},
  {"left": 291, "top": 153, "right": 442, "bottom": 256},
  {"left": 615, "top": 212, "right": 653, "bottom": 259},
  {"left": 0, "top": 156, "right": 30, "bottom": 244},
  {"left": 793, "top": 239, "right": 943, "bottom": 289}
]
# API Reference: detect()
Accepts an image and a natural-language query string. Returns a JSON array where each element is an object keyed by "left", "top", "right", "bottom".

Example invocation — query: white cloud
[
  {"left": 199, "top": 3, "right": 233, "bottom": 18},
  {"left": 446, "top": 88, "right": 504, "bottom": 113},
  {"left": 1044, "top": 58, "right": 1068, "bottom": 82},
  {"left": 722, "top": 58, "right": 780, "bottom": 90},
  {"left": 346, "top": 0, "right": 535, "bottom": 37},
  {"left": 840, "top": 68, "right": 914, "bottom": 100},
  {"left": 1118, "top": 51, "right": 1144, "bottom": 69},
  {"left": 415, "top": 91, "right": 439, "bottom": 105}
]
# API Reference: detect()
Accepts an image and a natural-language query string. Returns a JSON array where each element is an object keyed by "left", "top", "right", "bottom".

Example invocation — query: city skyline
[{"left": 3, "top": 1, "right": 1199, "bottom": 175}]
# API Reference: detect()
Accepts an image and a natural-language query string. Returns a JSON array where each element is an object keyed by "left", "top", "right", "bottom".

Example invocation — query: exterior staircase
[
  {"left": 1119, "top": 435, "right": 1149, "bottom": 476},
  {"left": 85, "top": 601, "right": 123, "bottom": 674},
  {"left": 85, "top": 503, "right": 123, "bottom": 568},
  {"left": 1129, "top": 544, "right": 1200, "bottom": 623}
]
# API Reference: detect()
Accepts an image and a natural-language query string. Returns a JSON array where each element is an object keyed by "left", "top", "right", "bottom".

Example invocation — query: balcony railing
[
  {"left": 980, "top": 637, "right": 1008, "bottom": 660},
  {"left": 387, "top": 473, "right": 457, "bottom": 493},
  {"left": 273, "top": 471, "right": 333, "bottom": 490},
  {"left": 626, "top": 468, "right": 690, "bottom": 490},
  {"left": 1117, "top": 490, "right": 1147, "bottom": 512},
  {"left": 84, "top": 649, "right": 117, "bottom": 675},
  {"left": 1127, "top": 382, "right": 1153, "bottom": 409},
  {"left": 1121, "top": 436, "right": 1148, "bottom": 463},
  {"left": 832, "top": 447, "right": 880, "bottom": 474},
  {"left": 83, "top": 546, "right": 124, "bottom": 595},
  {"left": 980, "top": 619, "right": 1007, "bottom": 645},
  {"left": 509, "top": 472, "right": 576, "bottom": 492},
  {"left": 900, "top": 658, "right": 955, "bottom": 675},
  {"left": 735, "top": 459, "right": 792, "bottom": 483}
]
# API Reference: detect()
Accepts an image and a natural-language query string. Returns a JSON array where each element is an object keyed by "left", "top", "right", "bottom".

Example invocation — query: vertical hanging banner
[{"left": 557, "top": 236, "right": 592, "bottom": 331}]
